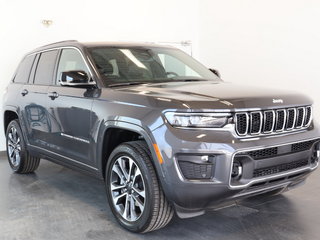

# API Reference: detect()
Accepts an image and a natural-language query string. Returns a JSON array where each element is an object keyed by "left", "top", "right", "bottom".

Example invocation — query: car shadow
[{"left": 5, "top": 159, "right": 311, "bottom": 240}]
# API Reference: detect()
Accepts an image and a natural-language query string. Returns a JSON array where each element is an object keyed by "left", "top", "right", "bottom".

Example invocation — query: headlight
[{"left": 164, "top": 112, "right": 232, "bottom": 128}]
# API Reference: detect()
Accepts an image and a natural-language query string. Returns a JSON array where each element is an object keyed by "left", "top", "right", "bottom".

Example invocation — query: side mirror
[
  {"left": 209, "top": 68, "right": 221, "bottom": 78},
  {"left": 60, "top": 70, "right": 95, "bottom": 87}
]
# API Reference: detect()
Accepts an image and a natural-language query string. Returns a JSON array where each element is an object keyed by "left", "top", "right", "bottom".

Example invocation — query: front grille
[
  {"left": 291, "top": 140, "right": 316, "bottom": 153},
  {"left": 241, "top": 139, "right": 319, "bottom": 160},
  {"left": 246, "top": 147, "right": 278, "bottom": 160},
  {"left": 253, "top": 159, "right": 309, "bottom": 178},
  {"left": 235, "top": 106, "right": 312, "bottom": 137}
]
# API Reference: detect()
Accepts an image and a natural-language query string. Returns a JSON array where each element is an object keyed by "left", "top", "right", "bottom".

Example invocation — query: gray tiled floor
[{"left": 0, "top": 154, "right": 319, "bottom": 240}]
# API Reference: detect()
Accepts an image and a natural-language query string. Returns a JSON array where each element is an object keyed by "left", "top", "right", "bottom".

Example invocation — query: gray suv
[{"left": 3, "top": 40, "right": 320, "bottom": 233}]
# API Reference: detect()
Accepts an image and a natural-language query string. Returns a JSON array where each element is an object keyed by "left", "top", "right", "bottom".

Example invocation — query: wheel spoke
[
  {"left": 133, "top": 186, "right": 145, "bottom": 199},
  {"left": 8, "top": 145, "right": 13, "bottom": 154},
  {"left": 130, "top": 195, "right": 137, "bottom": 221},
  {"left": 128, "top": 158, "right": 134, "bottom": 180},
  {"left": 132, "top": 167, "right": 142, "bottom": 184},
  {"left": 9, "top": 148, "right": 15, "bottom": 158},
  {"left": 118, "top": 158, "right": 129, "bottom": 180},
  {"left": 8, "top": 140, "right": 14, "bottom": 148},
  {"left": 16, "top": 145, "right": 21, "bottom": 151},
  {"left": 12, "top": 128, "right": 18, "bottom": 142},
  {"left": 122, "top": 194, "right": 129, "bottom": 219},
  {"left": 112, "top": 164, "right": 125, "bottom": 181},
  {"left": 8, "top": 133, "right": 14, "bottom": 144},
  {"left": 113, "top": 192, "right": 127, "bottom": 205},
  {"left": 111, "top": 182, "right": 126, "bottom": 191},
  {"left": 132, "top": 194, "right": 144, "bottom": 212}
]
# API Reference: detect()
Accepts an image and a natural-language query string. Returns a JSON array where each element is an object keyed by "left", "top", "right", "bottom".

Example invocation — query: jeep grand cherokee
[{"left": 2, "top": 40, "right": 320, "bottom": 232}]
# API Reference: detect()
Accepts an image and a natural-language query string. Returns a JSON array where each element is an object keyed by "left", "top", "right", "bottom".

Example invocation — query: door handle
[
  {"left": 21, "top": 89, "right": 28, "bottom": 96},
  {"left": 48, "top": 91, "right": 59, "bottom": 100}
]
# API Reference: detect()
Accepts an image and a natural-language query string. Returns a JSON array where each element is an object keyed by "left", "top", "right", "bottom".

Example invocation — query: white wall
[
  {"left": 1, "top": 0, "right": 320, "bottom": 151},
  {"left": 198, "top": 0, "right": 320, "bottom": 118},
  {"left": 0, "top": 0, "right": 199, "bottom": 150}
]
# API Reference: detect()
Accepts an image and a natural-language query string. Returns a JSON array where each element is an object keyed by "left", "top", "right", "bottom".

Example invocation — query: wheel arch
[
  {"left": 97, "top": 121, "right": 167, "bottom": 191},
  {"left": 3, "top": 107, "right": 19, "bottom": 133}
]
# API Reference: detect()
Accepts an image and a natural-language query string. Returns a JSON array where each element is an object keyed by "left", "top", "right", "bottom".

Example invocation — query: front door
[{"left": 46, "top": 48, "right": 94, "bottom": 167}]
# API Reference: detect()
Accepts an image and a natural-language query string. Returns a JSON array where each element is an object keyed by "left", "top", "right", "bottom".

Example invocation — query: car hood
[{"left": 111, "top": 81, "right": 312, "bottom": 110}]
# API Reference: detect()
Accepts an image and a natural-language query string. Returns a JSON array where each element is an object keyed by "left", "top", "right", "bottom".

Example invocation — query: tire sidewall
[
  {"left": 105, "top": 143, "right": 156, "bottom": 232},
  {"left": 6, "top": 120, "right": 27, "bottom": 172}
]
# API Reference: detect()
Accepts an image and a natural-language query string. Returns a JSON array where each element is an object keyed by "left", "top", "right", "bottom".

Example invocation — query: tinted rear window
[
  {"left": 34, "top": 50, "right": 58, "bottom": 85},
  {"left": 14, "top": 55, "right": 36, "bottom": 83}
]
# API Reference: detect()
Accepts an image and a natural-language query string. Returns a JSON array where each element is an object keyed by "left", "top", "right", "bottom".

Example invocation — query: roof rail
[{"left": 39, "top": 40, "right": 78, "bottom": 48}]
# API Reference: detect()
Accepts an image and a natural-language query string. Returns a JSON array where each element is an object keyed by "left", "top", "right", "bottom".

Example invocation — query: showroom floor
[{"left": 0, "top": 153, "right": 320, "bottom": 240}]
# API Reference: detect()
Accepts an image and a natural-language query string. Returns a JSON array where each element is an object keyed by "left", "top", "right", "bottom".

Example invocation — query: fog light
[
  {"left": 231, "top": 161, "right": 242, "bottom": 179},
  {"left": 177, "top": 154, "right": 215, "bottom": 180}
]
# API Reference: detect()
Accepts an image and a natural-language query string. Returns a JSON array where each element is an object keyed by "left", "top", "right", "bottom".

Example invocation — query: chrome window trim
[{"left": 25, "top": 46, "right": 96, "bottom": 85}]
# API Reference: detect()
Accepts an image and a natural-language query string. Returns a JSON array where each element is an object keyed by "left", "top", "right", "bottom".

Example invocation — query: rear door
[
  {"left": 10, "top": 54, "right": 37, "bottom": 130},
  {"left": 20, "top": 50, "right": 59, "bottom": 148},
  {"left": 45, "top": 48, "right": 95, "bottom": 167}
]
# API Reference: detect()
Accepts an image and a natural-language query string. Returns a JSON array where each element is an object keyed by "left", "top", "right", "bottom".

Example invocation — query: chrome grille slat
[
  {"left": 286, "top": 108, "right": 296, "bottom": 130},
  {"left": 235, "top": 113, "right": 249, "bottom": 136},
  {"left": 263, "top": 110, "right": 275, "bottom": 133},
  {"left": 250, "top": 111, "right": 263, "bottom": 134},
  {"left": 275, "top": 109, "right": 286, "bottom": 132},
  {"left": 296, "top": 107, "right": 305, "bottom": 128},
  {"left": 235, "top": 106, "right": 312, "bottom": 137},
  {"left": 304, "top": 106, "right": 312, "bottom": 126}
]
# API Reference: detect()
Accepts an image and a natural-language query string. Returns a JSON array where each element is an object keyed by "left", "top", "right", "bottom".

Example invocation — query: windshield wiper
[
  {"left": 108, "top": 82, "right": 148, "bottom": 88},
  {"left": 170, "top": 78, "right": 208, "bottom": 82},
  {"left": 108, "top": 79, "right": 208, "bottom": 87}
]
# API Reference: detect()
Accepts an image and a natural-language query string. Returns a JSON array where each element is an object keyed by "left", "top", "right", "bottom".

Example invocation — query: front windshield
[{"left": 88, "top": 46, "right": 220, "bottom": 86}]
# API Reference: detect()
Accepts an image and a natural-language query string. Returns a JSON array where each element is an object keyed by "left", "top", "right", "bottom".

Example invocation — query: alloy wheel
[
  {"left": 110, "top": 156, "right": 146, "bottom": 222},
  {"left": 7, "top": 126, "right": 22, "bottom": 167}
]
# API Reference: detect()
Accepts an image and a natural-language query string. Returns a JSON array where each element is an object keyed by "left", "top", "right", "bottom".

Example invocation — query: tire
[
  {"left": 105, "top": 141, "right": 174, "bottom": 233},
  {"left": 6, "top": 119, "right": 40, "bottom": 173}
]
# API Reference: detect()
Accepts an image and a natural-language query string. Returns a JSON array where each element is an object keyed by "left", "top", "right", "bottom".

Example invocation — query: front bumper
[{"left": 151, "top": 123, "right": 320, "bottom": 218}]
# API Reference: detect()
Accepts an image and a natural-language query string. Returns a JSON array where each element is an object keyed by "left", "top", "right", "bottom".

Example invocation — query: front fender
[{"left": 94, "top": 120, "right": 172, "bottom": 198}]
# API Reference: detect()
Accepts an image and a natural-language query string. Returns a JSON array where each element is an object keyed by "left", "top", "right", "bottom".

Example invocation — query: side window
[
  {"left": 34, "top": 50, "right": 59, "bottom": 85},
  {"left": 56, "top": 49, "right": 89, "bottom": 84},
  {"left": 14, "top": 55, "right": 36, "bottom": 83}
]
